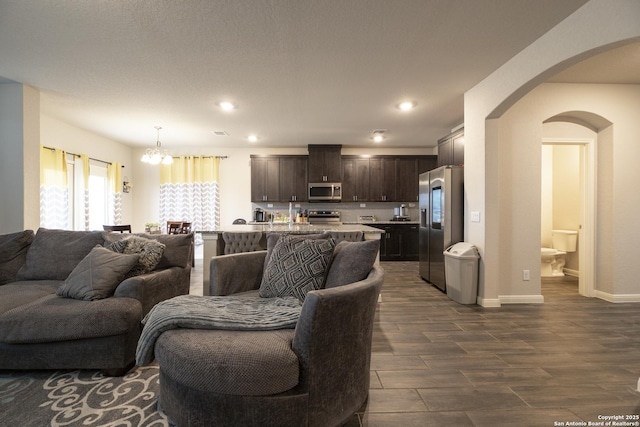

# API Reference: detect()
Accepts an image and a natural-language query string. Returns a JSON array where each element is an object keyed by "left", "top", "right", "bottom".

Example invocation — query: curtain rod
[{"left": 43, "top": 146, "right": 123, "bottom": 167}]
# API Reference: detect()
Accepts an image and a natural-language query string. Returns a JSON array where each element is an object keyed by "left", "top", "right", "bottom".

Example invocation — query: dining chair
[
  {"left": 103, "top": 225, "right": 132, "bottom": 233},
  {"left": 167, "top": 222, "right": 183, "bottom": 234}
]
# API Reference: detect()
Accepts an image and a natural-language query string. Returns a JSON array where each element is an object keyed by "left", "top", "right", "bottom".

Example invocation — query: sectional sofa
[{"left": 0, "top": 228, "right": 192, "bottom": 375}]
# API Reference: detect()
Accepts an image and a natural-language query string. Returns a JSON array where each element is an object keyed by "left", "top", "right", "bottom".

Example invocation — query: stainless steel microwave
[{"left": 308, "top": 182, "right": 342, "bottom": 202}]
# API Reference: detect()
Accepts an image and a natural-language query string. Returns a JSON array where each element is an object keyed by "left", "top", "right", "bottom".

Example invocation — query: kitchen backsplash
[{"left": 251, "top": 201, "right": 419, "bottom": 223}]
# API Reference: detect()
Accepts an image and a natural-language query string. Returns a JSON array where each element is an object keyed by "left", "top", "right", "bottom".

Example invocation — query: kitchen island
[{"left": 200, "top": 223, "right": 383, "bottom": 295}]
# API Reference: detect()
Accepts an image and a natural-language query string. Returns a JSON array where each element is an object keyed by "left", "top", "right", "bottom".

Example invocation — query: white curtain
[
  {"left": 40, "top": 146, "right": 69, "bottom": 229},
  {"left": 159, "top": 156, "right": 220, "bottom": 234}
]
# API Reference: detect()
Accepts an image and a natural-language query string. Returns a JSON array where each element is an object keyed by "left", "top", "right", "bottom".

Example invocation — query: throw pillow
[
  {"left": 102, "top": 232, "right": 192, "bottom": 270},
  {"left": 324, "top": 239, "right": 380, "bottom": 288},
  {"left": 56, "top": 246, "right": 140, "bottom": 300},
  {"left": 259, "top": 235, "right": 336, "bottom": 302},
  {"left": 106, "top": 236, "right": 165, "bottom": 277},
  {"left": 0, "top": 230, "right": 34, "bottom": 285},
  {"left": 263, "top": 232, "right": 331, "bottom": 270}
]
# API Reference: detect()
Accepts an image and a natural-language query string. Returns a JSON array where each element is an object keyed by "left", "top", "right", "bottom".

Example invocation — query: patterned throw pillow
[
  {"left": 106, "top": 236, "right": 165, "bottom": 277},
  {"left": 259, "top": 235, "right": 336, "bottom": 302}
]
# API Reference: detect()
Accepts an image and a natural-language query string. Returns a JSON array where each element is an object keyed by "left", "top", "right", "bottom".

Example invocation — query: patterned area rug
[{"left": 0, "top": 365, "right": 169, "bottom": 427}]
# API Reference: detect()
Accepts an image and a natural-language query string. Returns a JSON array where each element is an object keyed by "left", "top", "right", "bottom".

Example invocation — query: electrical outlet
[
  {"left": 267, "top": 204, "right": 273, "bottom": 208},
  {"left": 360, "top": 203, "right": 366, "bottom": 208},
  {"left": 522, "top": 270, "right": 530, "bottom": 281}
]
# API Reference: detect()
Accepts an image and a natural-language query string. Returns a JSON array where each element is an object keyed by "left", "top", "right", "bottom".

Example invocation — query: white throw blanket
[{"left": 136, "top": 295, "right": 302, "bottom": 365}]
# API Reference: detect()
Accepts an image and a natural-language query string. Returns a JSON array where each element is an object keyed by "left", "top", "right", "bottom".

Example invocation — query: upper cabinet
[
  {"left": 250, "top": 156, "right": 280, "bottom": 202},
  {"left": 437, "top": 128, "right": 464, "bottom": 167},
  {"left": 369, "top": 157, "right": 396, "bottom": 202},
  {"left": 395, "top": 158, "right": 418, "bottom": 202},
  {"left": 342, "top": 155, "right": 437, "bottom": 202},
  {"left": 279, "top": 156, "right": 308, "bottom": 202},
  {"left": 308, "top": 145, "right": 342, "bottom": 182},
  {"left": 251, "top": 155, "right": 308, "bottom": 203}
]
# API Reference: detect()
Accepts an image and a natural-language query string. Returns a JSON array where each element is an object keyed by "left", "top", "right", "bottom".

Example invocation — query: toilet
[{"left": 541, "top": 230, "right": 578, "bottom": 277}]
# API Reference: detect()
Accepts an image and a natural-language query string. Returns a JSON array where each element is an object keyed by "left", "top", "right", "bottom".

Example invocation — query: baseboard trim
[
  {"left": 563, "top": 268, "right": 579, "bottom": 277},
  {"left": 499, "top": 294, "right": 545, "bottom": 304},
  {"left": 593, "top": 290, "right": 640, "bottom": 303},
  {"left": 477, "top": 297, "right": 501, "bottom": 308}
]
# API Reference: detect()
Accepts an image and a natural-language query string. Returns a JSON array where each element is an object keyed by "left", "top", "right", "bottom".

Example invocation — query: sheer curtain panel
[
  {"left": 40, "top": 146, "right": 69, "bottom": 229},
  {"left": 159, "top": 156, "right": 220, "bottom": 234}
]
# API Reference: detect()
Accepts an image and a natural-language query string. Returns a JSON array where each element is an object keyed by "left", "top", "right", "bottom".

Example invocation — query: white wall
[
  {"left": 489, "top": 83, "right": 640, "bottom": 300},
  {"left": 40, "top": 115, "right": 134, "bottom": 228},
  {"left": 0, "top": 83, "right": 39, "bottom": 233},
  {"left": 464, "top": 0, "right": 640, "bottom": 306}
]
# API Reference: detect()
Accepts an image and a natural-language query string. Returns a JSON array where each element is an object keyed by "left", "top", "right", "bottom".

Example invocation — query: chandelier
[{"left": 141, "top": 126, "right": 173, "bottom": 165}]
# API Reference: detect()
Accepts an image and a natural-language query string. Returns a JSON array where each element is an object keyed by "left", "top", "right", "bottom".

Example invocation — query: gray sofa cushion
[
  {"left": 156, "top": 328, "right": 298, "bottom": 396},
  {"left": 0, "top": 230, "right": 34, "bottom": 285},
  {"left": 0, "top": 280, "right": 61, "bottom": 315},
  {"left": 0, "top": 293, "right": 142, "bottom": 344},
  {"left": 259, "top": 235, "right": 335, "bottom": 302},
  {"left": 16, "top": 228, "right": 104, "bottom": 281},
  {"left": 325, "top": 239, "right": 380, "bottom": 288},
  {"left": 103, "top": 232, "right": 192, "bottom": 270},
  {"left": 107, "top": 235, "right": 165, "bottom": 277},
  {"left": 56, "top": 246, "right": 140, "bottom": 301}
]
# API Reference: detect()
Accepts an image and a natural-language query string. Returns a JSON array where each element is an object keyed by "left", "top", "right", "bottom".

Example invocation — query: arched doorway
[{"left": 541, "top": 112, "right": 612, "bottom": 298}]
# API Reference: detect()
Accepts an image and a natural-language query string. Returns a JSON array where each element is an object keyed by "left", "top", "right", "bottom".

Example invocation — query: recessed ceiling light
[
  {"left": 398, "top": 101, "right": 415, "bottom": 111},
  {"left": 372, "top": 129, "right": 386, "bottom": 143},
  {"left": 219, "top": 101, "right": 235, "bottom": 111},
  {"left": 248, "top": 134, "right": 258, "bottom": 142}
]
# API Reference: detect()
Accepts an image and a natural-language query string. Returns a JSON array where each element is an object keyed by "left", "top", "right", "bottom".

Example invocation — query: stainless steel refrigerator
[{"left": 419, "top": 165, "right": 464, "bottom": 291}]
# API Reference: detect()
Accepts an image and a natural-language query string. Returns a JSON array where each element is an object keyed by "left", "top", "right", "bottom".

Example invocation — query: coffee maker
[
  {"left": 392, "top": 204, "right": 410, "bottom": 221},
  {"left": 253, "top": 208, "right": 267, "bottom": 222}
]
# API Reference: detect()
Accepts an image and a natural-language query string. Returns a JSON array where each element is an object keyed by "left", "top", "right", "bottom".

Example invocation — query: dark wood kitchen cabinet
[
  {"left": 397, "top": 155, "right": 438, "bottom": 202},
  {"left": 342, "top": 157, "right": 370, "bottom": 202},
  {"left": 342, "top": 155, "right": 437, "bottom": 203},
  {"left": 376, "top": 225, "right": 402, "bottom": 260},
  {"left": 437, "top": 128, "right": 464, "bottom": 167},
  {"left": 395, "top": 158, "right": 418, "bottom": 202},
  {"left": 308, "top": 145, "right": 341, "bottom": 182},
  {"left": 371, "top": 223, "right": 419, "bottom": 261},
  {"left": 279, "top": 156, "right": 308, "bottom": 202},
  {"left": 369, "top": 157, "right": 396, "bottom": 202},
  {"left": 250, "top": 156, "right": 280, "bottom": 202}
]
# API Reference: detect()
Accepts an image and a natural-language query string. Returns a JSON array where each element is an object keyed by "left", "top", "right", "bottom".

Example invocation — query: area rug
[{"left": 0, "top": 365, "right": 168, "bottom": 426}]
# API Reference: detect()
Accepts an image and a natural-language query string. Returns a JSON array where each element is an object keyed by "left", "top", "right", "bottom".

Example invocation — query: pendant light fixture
[{"left": 141, "top": 126, "right": 173, "bottom": 165}]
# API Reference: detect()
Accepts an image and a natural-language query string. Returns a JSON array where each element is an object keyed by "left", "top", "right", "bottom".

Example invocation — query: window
[
  {"left": 65, "top": 154, "right": 111, "bottom": 230},
  {"left": 41, "top": 147, "right": 121, "bottom": 231}
]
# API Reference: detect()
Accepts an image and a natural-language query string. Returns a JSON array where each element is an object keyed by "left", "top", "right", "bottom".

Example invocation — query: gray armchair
[{"left": 154, "top": 249, "right": 383, "bottom": 427}]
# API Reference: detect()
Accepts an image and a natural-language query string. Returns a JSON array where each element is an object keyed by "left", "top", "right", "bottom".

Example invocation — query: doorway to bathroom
[{"left": 541, "top": 137, "right": 595, "bottom": 298}]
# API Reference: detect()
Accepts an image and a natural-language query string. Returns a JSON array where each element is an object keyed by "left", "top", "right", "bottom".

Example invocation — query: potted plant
[{"left": 145, "top": 222, "right": 160, "bottom": 234}]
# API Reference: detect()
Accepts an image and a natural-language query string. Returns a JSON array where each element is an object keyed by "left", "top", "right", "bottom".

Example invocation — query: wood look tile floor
[{"left": 190, "top": 250, "right": 640, "bottom": 426}]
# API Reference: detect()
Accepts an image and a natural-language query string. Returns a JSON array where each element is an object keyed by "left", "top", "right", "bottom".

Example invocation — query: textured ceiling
[{"left": 0, "top": 0, "right": 598, "bottom": 149}]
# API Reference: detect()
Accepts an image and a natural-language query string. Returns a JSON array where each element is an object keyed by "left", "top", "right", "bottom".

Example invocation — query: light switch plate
[{"left": 471, "top": 211, "right": 481, "bottom": 222}]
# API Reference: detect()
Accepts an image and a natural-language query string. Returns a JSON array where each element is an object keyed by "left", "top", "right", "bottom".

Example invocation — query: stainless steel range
[{"left": 307, "top": 210, "right": 341, "bottom": 225}]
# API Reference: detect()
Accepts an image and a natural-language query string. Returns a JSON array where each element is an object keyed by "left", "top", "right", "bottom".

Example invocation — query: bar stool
[{"left": 222, "top": 232, "right": 263, "bottom": 254}]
